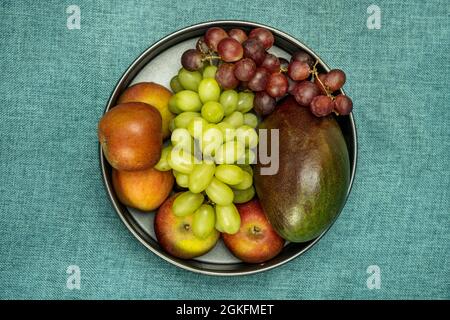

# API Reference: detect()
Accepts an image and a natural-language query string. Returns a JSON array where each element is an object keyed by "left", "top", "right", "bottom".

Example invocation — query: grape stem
[
  {"left": 311, "top": 60, "right": 334, "bottom": 99},
  {"left": 205, "top": 196, "right": 215, "bottom": 206},
  {"left": 202, "top": 55, "right": 221, "bottom": 63}
]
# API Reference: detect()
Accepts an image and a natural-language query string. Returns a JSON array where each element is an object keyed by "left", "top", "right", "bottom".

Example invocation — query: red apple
[
  {"left": 223, "top": 199, "right": 284, "bottom": 263},
  {"left": 98, "top": 102, "right": 162, "bottom": 171},
  {"left": 112, "top": 167, "right": 174, "bottom": 211},
  {"left": 117, "top": 82, "right": 174, "bottom": 139}
]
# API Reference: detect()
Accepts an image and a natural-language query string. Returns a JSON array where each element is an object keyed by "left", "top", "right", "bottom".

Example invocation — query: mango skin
[{"left": 254, "top": 97, "right": 350, "bottom": 243}]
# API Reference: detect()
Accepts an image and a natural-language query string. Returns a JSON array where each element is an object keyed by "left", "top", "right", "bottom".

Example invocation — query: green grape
[
  {"left": 231, "top": 171, "right": 253, "bottom": 190},
  {"left": 214, "top": 141, "right": 245, "bottom": 164},
  {"left": 233, "top": 186, "right": 255, "bottom": 204},
  {"left": 238, "top": 148, "right": 256, "bottom": 165},
  {"left": 174, "top": 90, "right": 202, "bottom": 112},
  {"left": 215, "top": 219, "right": 225, "bottom": 233},
  {"left": 215, "top": 164, "right": 244, "bottom": 185},
  {"left": 192, "top": 204, "right": 216, "bottom": 238},
  {"left": 203, "top": 65, "right": 218, "bottom": 79},
  {"left": 174, "top": 171, "right": 189, "bottom": 188},
  {"left": 216, "top": 122, "right": 235, "bottom": 142},
  {"left": 189, "top": 162, "right": 216, "bottom": 193},
  {"left": 236, "top": 91, "right": 255, "bottom": 113},
  {"left": 167, "top": 147, "right": 194, "bottom": 174},
  {"left": 154, "top": 145, "right": 173, "bottom": 171},
  {"left": 219, "top": 90, "right": 239, "bottom": 116},
  {"left": 169, "top": 119, "right": 176, "bottom": 132},
  {"left": 215, "top": 203, "right": 241, "bottom": 234},
  {"left": 168, "top": 95, "right": 182, "bottom": 114},
  {"left": 178, "top": 68, "right": 202, "bottom": 91},
  {"left": 201, "top": 101, "right": 224, "bottom": 123},
  {"left": 222, "top": 111, "right": 244, "bottom": 128},
  {"left": 187, "top": 117, "right": 208, "bottom": 139},
  {"left": 174, "top": 112, "right": 201, "bottom": 129},
  {"left": 205, "top": 178, "right": 234, "bottom": 205},
  {"left": 171, "top": 128, "right": 194, "bottom": 153},
  {"left": 243, "top": 112, "right": 258, "bottom": 128},
  {"left": 170, "top": 76, "right": 184, "bottom": 93},
  {"left": 198, "top": 78, "right": 221, "bottom": 103},
  {"left": 238, "top": 164, "right": 253, "bottom": 176},
  {"left": 172, "top": 191, "right": 204, "bottom": 217},
  {"left": 235, "top": 125, "right": 258, "bottom": 148},
  {"left": 201, "top": 125, "right": 223, "bottom": 158}
]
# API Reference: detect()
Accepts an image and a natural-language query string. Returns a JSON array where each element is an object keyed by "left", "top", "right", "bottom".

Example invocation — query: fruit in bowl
[
  {"left": 98, "top": 102, "right": 162, "bottom": 171},
  {"left": 254, "top": 97, "right": 350, "bottom": 242},
  {"left": 112, "top": 167, "right": 174, "bottom": 211},
  {"left": 155, "top": 193, "right": 220, "bottom": 259},
  {"left": 223, "top": 199, "right": 284, "bottom": 263},
  {"left": 99, "top": 24, "right": 353, "bottom": 265},
  {"left": 118, "top": 82, "right": 174, "bottom": 139}
]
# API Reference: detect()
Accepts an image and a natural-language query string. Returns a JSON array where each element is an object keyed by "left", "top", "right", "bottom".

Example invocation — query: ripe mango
[{"left": 254, "top": 97, "right": 350, "bottom": 242}]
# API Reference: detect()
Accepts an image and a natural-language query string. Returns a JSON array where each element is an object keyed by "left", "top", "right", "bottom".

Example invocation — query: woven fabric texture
[{"left": 0, "top": 0, "right": 448, "bottom": 299}]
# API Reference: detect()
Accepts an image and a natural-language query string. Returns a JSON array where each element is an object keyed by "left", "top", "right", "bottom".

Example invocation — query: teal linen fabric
[{"left": 0, "top": 0, "right": 448, "bottom": 299}]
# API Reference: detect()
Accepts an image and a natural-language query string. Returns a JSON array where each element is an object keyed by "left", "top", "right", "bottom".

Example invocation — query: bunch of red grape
[{"left": 180, "top": 26, "right": 353, "bottom": 118}]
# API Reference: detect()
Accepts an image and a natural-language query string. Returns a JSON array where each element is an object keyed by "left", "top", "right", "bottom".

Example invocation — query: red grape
[
  {"left": 310, "top": 95, "right": 334, "bottom": 117},
  {"left": 238, "top": 81, "right": 249, "bottom": 91},
  {"left": 290, "top": 50, "right": 314, "bottom": 67},
  {"left": 287, "top": 60, "right": 310, "bottom": 81},
  {"left": 261, "top": 53, "right": 281, "bottom": 73},
  {"left": 205, "top": 27, "right": 228, "bottom": 51},
  {"left": 215, "top": 63, "right": 239, "bottom": 89},
  {"left": 287, "top": 76, "right": 297, "bottom": 94},
  {"left": 196, "top": 37, "right": 210, "bottom": 54},
  {"left": 234, "top": 58, "right": 256, "bottom": 81},
  {"left": 333, "top": 95, "right": 353, "bottom": 115},
  {"left": 254, "top": 91, "right": 276, "bottom": 116},
  {"left": 266, "top": 73, "right": 288, "bottom": 98},
  {"left": 242, "top": 38, "right": 266, "bottom": 65},
  {"left": 217, "top": 37, "right": 243, "bottom": 62},
  {"left": 181, "top": 49, "right": 204, "bottom": 71},
  {"left": 314, "top": 73, "right": 329, "bottom": 94},
  {"left": 228, "top": 28, "right": 247, "bottom": 43},
  {"left": 292, "top": 81, "right": 321, "bottom": 107},
  {"left": 249, "top": 28, "right": 274, "bottom": 49},
  {"left": 248, "top": 67, "right": 269, "bottom": 91},
  {"left": 323, "top": 69, "right": 346, "bottom": 91}
]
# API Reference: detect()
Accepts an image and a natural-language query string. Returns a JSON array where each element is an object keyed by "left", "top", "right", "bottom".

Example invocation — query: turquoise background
[{"left": 0, "top": 0, "right": 448, "bottom": 299}]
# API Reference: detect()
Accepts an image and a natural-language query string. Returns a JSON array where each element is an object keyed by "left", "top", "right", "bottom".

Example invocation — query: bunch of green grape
[{"left": 154, "top": 66, "right": 259, "bottom": 238}]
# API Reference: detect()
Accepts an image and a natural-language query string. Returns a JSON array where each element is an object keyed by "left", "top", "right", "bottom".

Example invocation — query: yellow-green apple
[
  {"left": 118, "top": 82, "right": 174, "bottom": 139},
  {"left": 112, "top": 167, "right": 174, "bottom": 211},
  {"left": 155, "top": 194, "right": 220, "bottom": 259},
  {"left": 223, "top": 199, "right": 284, "bottom": 263},
  {"left": 98, "top": 102, "right": 162, "bottom": 171}
]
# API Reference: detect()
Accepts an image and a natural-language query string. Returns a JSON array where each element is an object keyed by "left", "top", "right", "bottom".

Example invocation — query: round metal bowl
[{"left": 100, "top": 20, "right": 357, "bottom": 276}]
